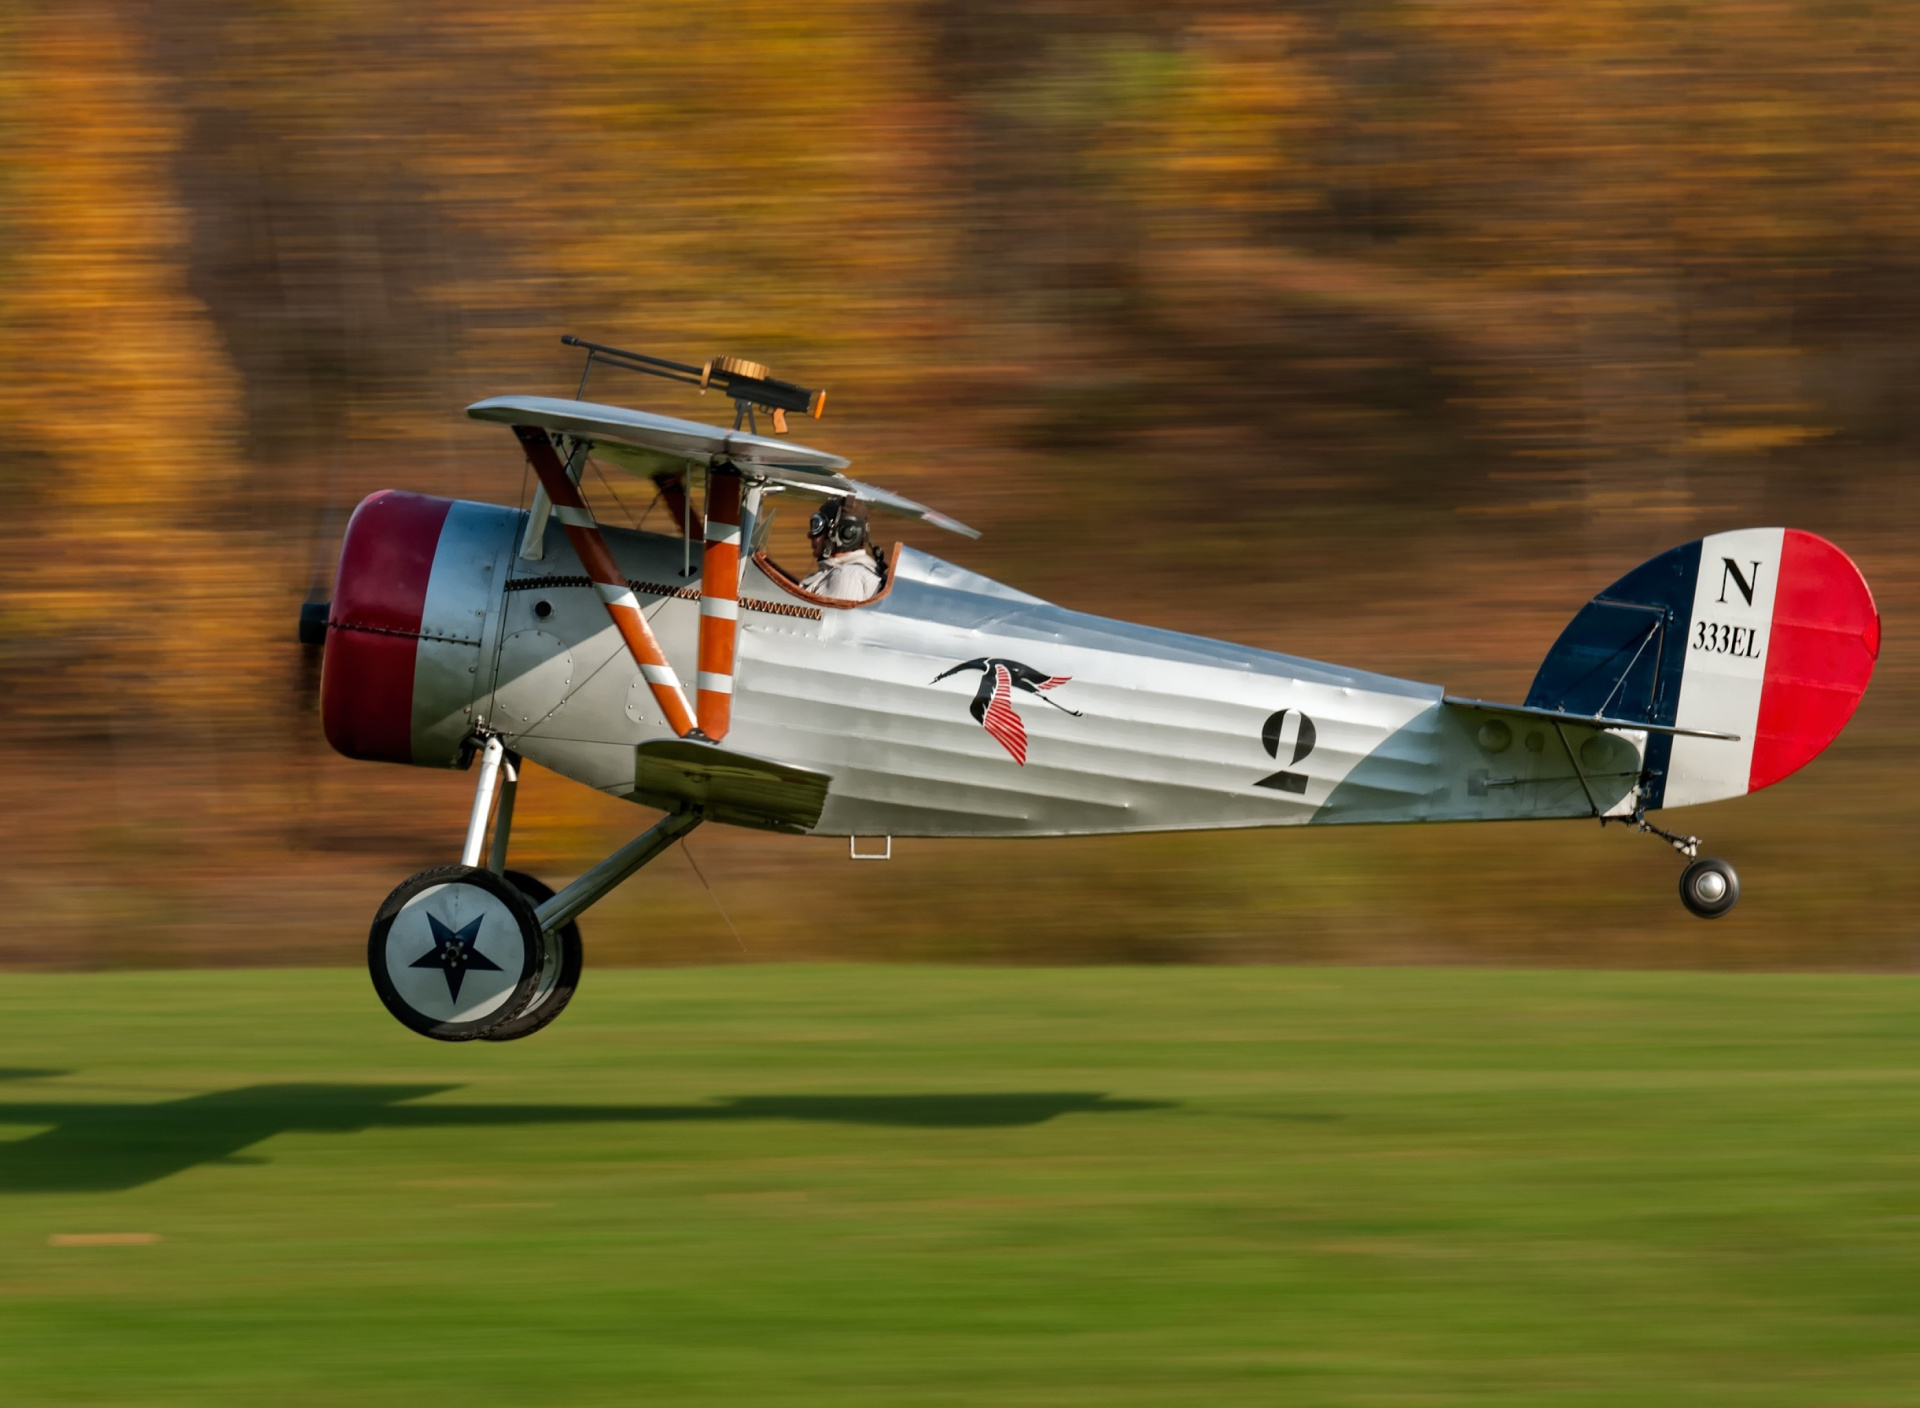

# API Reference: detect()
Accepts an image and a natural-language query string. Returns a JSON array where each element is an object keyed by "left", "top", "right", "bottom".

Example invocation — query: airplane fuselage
[{"left": 370, "top": 496, "right": 1635, "bottom": 838}]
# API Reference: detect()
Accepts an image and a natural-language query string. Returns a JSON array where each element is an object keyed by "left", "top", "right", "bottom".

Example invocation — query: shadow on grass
[{"left": 0, "top": 1085, "right": 1171, "bottom": 1192}]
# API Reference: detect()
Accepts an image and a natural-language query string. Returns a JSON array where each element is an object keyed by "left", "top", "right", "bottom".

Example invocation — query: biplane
[{"left": 306, "top": 337, "right": 1881, "bottom": 1041}]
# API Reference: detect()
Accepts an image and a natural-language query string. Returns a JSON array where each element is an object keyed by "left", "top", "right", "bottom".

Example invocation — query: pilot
[{"left": 801, "top": 499, "right": 882, "bottom": 602}]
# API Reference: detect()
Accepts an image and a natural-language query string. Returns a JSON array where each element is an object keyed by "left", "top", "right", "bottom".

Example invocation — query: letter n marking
[{"left": 1717, "top": 557, "right": 1761, "bottom": 607}]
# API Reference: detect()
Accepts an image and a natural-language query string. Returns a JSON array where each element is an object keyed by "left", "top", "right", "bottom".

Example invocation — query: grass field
[{"left": 2, "top": 966, "right": 1918, "bottom": 1405}]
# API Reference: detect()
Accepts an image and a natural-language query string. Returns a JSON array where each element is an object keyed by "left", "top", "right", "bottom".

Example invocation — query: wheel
[
  {"left": 1678, "top": 857, "right": 1740, "bottom": 919},
  {"left": 480, "top": 870, "right": 584, "bottom": 1043},
  {"left": 368, "top": 866, "right": 543, "bottom": 1040}
]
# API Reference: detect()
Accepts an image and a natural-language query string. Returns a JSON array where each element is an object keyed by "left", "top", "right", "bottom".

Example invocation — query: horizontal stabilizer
[
  {"left": 633, "top": 739, "right": 830, "bottom": 834},
  {"left": 1442, "top": 697, "right": 1739, "bottom": 741}
]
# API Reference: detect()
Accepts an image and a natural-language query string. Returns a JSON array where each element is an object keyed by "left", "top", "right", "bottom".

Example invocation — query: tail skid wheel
[
  {"left": 1679, "top": 857, "right": 1741, "bottom": 919},
  {"left": 480, "top": 870, "right": 584, "bottom": 1043},
  {"left": 368, "top": 866, "right": 542, "bottom": 1041}
]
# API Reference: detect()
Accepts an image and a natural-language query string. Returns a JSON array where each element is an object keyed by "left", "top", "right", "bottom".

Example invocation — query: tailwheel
[
  {"left": 480, "top": 870, "right": 584, "bottom": 1043},
  {"left": 368, "top": 866, "right": 542, "bottom": 1041},
  {"left": 1678, "top": 857, "right": 1741, "bottom": 919}
]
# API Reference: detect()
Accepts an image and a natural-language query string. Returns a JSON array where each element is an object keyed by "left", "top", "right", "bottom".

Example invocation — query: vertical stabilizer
[{"left": 1527, "top": 530, "right": 1878, "bottom": 810}]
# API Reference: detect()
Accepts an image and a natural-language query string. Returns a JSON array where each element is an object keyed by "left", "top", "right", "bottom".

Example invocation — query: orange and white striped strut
[
  {"left": 696, "top": 469, "right": 743, "bottom": 740},
  {"left": 511, "top": 424, "right": 703, "bottom": 740}
]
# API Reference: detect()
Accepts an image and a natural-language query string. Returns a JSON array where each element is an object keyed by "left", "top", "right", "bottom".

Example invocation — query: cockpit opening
[{"left": 750, "top": 496, "right": 897, "bottom": 609}]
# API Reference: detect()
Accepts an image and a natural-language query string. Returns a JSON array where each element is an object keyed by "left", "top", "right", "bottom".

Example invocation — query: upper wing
[
  {"left": 469, "top": 394, "right": 849, "bottom": 473},
  {"left": 468, "top": 395, "right": 979, "bottom": 539}
]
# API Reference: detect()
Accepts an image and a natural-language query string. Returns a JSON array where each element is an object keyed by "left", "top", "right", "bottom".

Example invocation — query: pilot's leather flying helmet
[{"left": 809, "top": 498, "right": 870, "bottom": 553}]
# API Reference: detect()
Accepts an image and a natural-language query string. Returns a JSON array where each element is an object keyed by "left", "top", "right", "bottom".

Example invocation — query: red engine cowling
[{"left": 320, "top": 491, "right": 517, "bottom": 766}]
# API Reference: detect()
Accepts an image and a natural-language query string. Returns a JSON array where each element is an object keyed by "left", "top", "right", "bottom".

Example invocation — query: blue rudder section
[{"left": 1524, "top": 539, "right": 1702, "bottom": 809}]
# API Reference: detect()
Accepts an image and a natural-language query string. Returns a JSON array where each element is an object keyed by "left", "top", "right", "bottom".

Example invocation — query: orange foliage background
[{"left": 0, "top": 0, "right": 1914, "bottom": 968}]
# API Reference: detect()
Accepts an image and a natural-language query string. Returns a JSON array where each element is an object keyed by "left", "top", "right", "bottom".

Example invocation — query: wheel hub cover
[{"left": 384, "top": 882, "right": 530, "bottom": 1025}]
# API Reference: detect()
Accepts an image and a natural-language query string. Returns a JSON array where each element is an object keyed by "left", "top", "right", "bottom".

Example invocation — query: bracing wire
[
  {"left": 633, "top": 488, "right": 665, "bottom": 534},
  {"left": 681, "top": 842, "right": 748, "bottom": 954},
  {"left": 589, "top": 458, "right": 642, "bottom": 528}
]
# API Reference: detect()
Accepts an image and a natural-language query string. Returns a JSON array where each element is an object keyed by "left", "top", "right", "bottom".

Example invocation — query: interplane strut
[
  {"left": 511, "top": 424, "right": 703, "bottom": 740},
  {"left": 696, "top": 469, "right": 743, "bottom": 740}
]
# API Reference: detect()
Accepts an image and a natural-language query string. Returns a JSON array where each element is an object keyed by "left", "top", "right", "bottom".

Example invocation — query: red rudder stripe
[{"left": 1749, "top": 530, "right": 1880, "bottom": 792}]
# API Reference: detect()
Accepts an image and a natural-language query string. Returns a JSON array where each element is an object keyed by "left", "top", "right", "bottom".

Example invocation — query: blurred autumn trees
[{"left": 0, "top": 0, "right": 1915, "bottom": 965}]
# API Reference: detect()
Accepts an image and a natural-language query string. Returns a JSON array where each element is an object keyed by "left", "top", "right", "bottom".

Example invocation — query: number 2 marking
[{"left": 1256, "top": 709, "right": 1317, "bottom": 794}]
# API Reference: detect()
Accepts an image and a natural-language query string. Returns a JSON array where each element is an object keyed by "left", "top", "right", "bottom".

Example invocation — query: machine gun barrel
[
  {"left": 561, "top": 335, "right": 825, "bottom": 420},
  {"left": 560, "top": 335, "right": 707, "bottom": 388}
]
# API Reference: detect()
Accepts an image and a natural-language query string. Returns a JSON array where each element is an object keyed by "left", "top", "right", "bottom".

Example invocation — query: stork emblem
[{"left": 931, "top": 658, "right": 1080, "bottom": 765}]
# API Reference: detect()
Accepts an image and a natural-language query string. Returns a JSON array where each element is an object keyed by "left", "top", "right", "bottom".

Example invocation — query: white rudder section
[{"left": 1664, "top": 527, "right": 1783, "bottom": 808}]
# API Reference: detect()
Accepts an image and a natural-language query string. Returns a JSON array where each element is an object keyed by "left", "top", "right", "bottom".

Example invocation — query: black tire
[
  {"left": 480, "top": 870, "right": 584, "bottom": 1043},
  {"left": 368, "top": 866, "right": 543, "bottom": 1041},
  {"left": 1678, "top": 857, "right": 1740, "bottom": 919}
]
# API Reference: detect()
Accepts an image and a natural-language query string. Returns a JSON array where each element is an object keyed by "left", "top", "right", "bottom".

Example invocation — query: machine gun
[{"left": 561, "top": 335, "right": 825, "bottom": 435}]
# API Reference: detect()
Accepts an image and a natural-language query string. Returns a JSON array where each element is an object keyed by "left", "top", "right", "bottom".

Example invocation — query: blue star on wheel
[{"left": 410, "top": 913, "right": 501, "bottom": 1002}]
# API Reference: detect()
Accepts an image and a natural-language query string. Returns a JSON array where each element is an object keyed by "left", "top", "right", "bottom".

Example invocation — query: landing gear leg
[
  {"left": 482, "top": 807, "right": 704, "bottom": 1040},
  {"left": 1625, "top": 808, "right": 1699, "bottom": 860},
  {"left": 459, "top": 742, "right": 585, "bottom": 1038},
  {"left": 487, "top": 753, "right": 518, "bottom": 875},
  {"left": 366, "top": 730, "right": 706, "bottom": 1041},
  {"left": 1603, "top": 802, "right": 1740, "bottom": 919},
  {"left": 532, "top": 808, "right": 704, "bottom": 938},
  {"left": 461, "top": 736, "right": 508, "bottom": 868}
]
